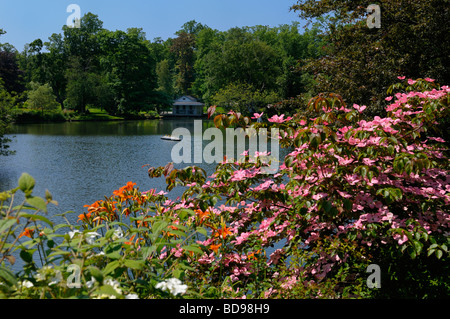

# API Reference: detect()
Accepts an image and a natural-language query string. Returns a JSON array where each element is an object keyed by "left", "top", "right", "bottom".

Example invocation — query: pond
[
  {"left": 0, "top": 119, "right": 219, "bottom": 225},
  {"left": 1, "top": 118, "right": 289, "bottom": 271}
]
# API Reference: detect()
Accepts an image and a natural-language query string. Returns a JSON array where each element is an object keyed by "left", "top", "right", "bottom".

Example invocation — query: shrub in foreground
[{"left": 0, "top": 77, "right": 448, "bottom": 299}]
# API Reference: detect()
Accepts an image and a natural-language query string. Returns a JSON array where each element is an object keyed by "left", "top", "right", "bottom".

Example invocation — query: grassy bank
[{"left": 13, "top": 108, "right": 162, "bottom": 124}]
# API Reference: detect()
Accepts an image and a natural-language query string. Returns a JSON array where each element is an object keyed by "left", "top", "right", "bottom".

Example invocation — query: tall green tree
[
  {"left": 170, "top": 31, "right": 196, "bottom": 96},
  {"left": 0, "top": 29, "right": 20, "bottom": 156},
  {"left": 212, "top": 82, "right": 280, "bottom": 114},
  {"left": 98, "top": 28, "right": 157, "bottom": 114},
  {"left": 64, "top": 57, "right": 98, "bottom": 113},
  {"left": 26, "top": 82, "right": 60, "bottom": 114},
  {"left": 0, "top": 50, "right": 25, "bottom": 95},
  {"left": 291, "top": 0, "right": 450, "bottom": 115},
  {"left": 42, "top": 33, "right": 67, "bottom": 106},
  {"left": 200, "top": 28, "right": 282, "bottom": 102},
  {"left": 0, "top": 79, "right": 15, "bottom": 156},
  {"left": 156, "top": 59, "right": 174, "bottom": 98},
  {"left": 62, "top": 12, "right": 104, "bottom": 71},
  {"left": 19, "top": 39, "right": 46, "bottom": 85}
]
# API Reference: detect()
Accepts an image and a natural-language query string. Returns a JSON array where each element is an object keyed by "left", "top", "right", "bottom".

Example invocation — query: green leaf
[
  {"left": 408, "top": 246, "right": 417, "bottom": 259},
  {"left": 0, "top": 266, "right": 17, "bottom": 287},
  {"left": 19, "top": 249, "right": 34, "bottom": 263},
  {"left": 322, "top": 200, "right": 332, "bottom": 213},
  {"left": 103, "top": 260, "right": 120, "bottom": 275},
  {"left": 142, "top": 246, "right": 156, "bottom": 260},
  {"left": 123, "top": 259, "right": 145, "bottom": 270},
  {"left": 196, "top": 227, "right": 208, "bottom": 237},
  {"left": 104, "top": 243, "right": 122, "bottom": 260},
  {"left": 360, "top": 166, "right": 367, "bottom": 179},
  {"left": 18, "top": 212, "right": 53, "bottom": 226},
  {"left": 182, "top": 245, "right": 203, "bottom": 255},
  {"left": 87, "top": 266, "right": 104, "bottom": 284},
  {"left": 309, "top": 135, "right": 321, "bottom": 150},
  {"left": 413, "top": 240, "right": 423, "bottom": 256},
  {"left": 151, "top": 220, "right": 169, "bottom": 240},
  {"left": 435, "top": 249, "right": 443, "bottom": 260},
  {"left": 168, "top": 229, "right": 188, "bottom": 238},
  {"left": 95, "top": 284, "right": 122, "bottom": 298},
  {"left": 343, "top": 199, "right": 353, "bottom": 212},
  {"left": 177, "top": 209, "right": 195, "bottom": 221},
  {"left": 18, "top": 173, "right": 35, "bottom": 194},
  {"left": 47, "top": 249, "right": 71, "bottom": 259},
  {"left": 25, "top": 196, "right": 48, "bottom": 213},
  {"left": 105, "top": 229, "right": 116, "bottom": 240},
  {"left": 0, "top": 219, "right": 17, "bottom": 234}
]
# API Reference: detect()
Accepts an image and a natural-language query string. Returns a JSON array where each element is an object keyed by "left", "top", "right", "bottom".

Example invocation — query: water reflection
[
  {"left": 1, "top": 119, "right": 287, "bottom": 223},
  {"left": 1, "top": 119, "right": 289, "bottom": 271},
  {"left": 1, "top": 120, "right": 215, "bottom": 224}
]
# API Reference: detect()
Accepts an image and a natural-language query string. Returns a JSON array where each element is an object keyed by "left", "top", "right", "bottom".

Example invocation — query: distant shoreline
[{"left": 12, "top": 112, "right": 208, "bottom": 125}]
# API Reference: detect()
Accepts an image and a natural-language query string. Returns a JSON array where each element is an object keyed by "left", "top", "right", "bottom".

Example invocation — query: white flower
[
  {"left": 125, "top": 293, "right": 139, "bottom": 299},
  {"left": 49, "top": 270, "right": 63, "bottom": 286},
  {"left": 155, "top": 278, "right": 188, "bottom": 296},
  {"left": 19, "top": 280, "right": 34, "bottom": 288},
  {"left": 35, "top": 266, "right": 52, "bottom": 282},
  {"left": 113, "top": 227, "right": 124, "bottom": 240},
  {"left": 68, "top": 230, "right": 81, "bottom": 239},
  {"left": 105, "top": 278, "right": 122, "bottom": 294},
  {"left": 85, "top": 232, "right": 100, "bottom": 244},
  {"left": 86, "top": 277, "right": 96, "bottom": 289}
]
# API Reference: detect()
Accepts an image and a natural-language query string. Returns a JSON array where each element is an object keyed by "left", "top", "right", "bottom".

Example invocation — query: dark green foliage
[{"left": 291, "top": 0, "right": 450, "bottom": 116}]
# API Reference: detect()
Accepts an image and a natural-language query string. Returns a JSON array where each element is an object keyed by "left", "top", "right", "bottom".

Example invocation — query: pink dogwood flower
[
  {"left": 268, "top": 114, "right": 293, "bottom": 123},
  {"left": 353, "top": 104, "right": 367, "bottom": 113},
  {"left": 251, "top": 112, "right": 264, "bottom": 119}
]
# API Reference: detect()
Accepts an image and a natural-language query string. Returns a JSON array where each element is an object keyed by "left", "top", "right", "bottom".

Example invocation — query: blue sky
[{"left": 0, "top": 0, "right": 303, "bottom": 51}]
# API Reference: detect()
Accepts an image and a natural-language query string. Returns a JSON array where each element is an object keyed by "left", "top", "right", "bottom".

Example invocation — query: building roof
[{"left": 173, "top": 95, "right": 204, "bottom": 106}]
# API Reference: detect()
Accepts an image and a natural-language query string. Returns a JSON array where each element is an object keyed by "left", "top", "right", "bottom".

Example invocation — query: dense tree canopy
[
  {"left": 0, "top": 14, "right": 324, "bottom": 118},
  {"left": 290, "top": 0, "right": 450, "bottom": 116}
]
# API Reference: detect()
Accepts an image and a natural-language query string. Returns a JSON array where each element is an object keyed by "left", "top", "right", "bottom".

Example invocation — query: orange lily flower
[
  {"left": 113, "top": 182, "right": 136, "bottom": 202},
  {"left": 195, "top": 209, "right": 210, "bottom": 223},
  {"left": 248, "top": 249, "right": 263, "bottom": 260},
  {"left": 165, "top": 225, "right": 179, "bottom": 238},
  {"left": 215, "top": 226, "right": 233, "bottom": 239},
  {"left": 210, "top": 243, "right": 222, "bottom": 253},
  {"left": 19, "top": 227, "right": 34, "bottom": 239},
  {"left": 84, "top": 201, "right": 106, "bottom": 214},
  {"left": 113, "top": 188, "right": 126, "bottom": 201},
  {"left": 78, "top": 212, "right": 92, "bottom": 223},
  {"left": 125, "top": 235, "right": 136, "bottom": 246},
  {"left": 136, "top": 219, "right": 148, "bottom": 228},
  {"left": 124, "top": 181, "right": 137, "bottom": 191},
  {"left": 122, "top": 208, "right": 131, "bottom": 217}
]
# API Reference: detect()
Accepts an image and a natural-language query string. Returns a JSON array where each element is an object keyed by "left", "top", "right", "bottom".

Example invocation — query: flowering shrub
[{"left": 0, "top": 77, "right": 448, "bottom": 299}]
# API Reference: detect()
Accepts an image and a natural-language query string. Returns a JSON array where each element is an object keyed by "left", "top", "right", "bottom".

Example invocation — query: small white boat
[{"left": 161, "top": 135, "right": 182, "bottom": 141}]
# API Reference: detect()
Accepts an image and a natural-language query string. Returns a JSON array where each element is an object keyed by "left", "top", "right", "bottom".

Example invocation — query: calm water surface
[
  {"left": 1, "top": 119, "right": 289, "bottom": 271},
  {"left": 0, "top": 119, "right": 218, "bottom": 226}
]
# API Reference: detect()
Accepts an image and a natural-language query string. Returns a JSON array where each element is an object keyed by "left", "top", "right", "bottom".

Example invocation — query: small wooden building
[{"left": 173, "top": 96, "right": 204, "bottom": 116}]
